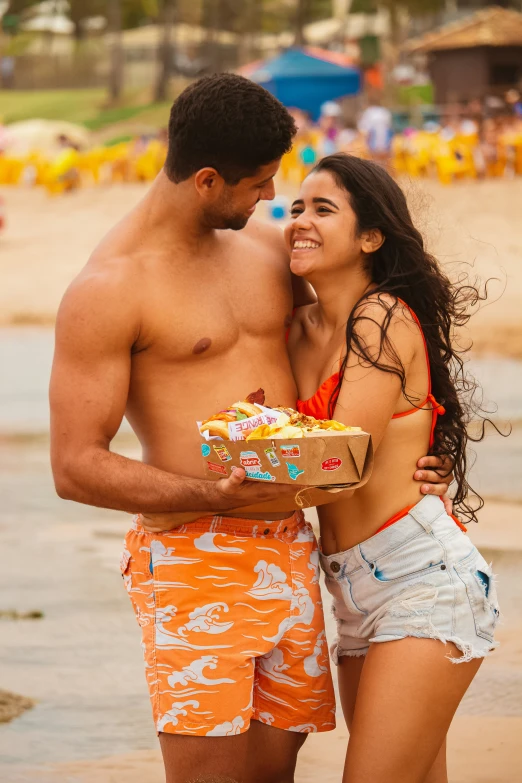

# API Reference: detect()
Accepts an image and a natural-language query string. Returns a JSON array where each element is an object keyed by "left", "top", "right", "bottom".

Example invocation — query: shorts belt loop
[
  {"left": 355, "top": 545, "right": 373, "bottom": 574},
  {"left": 408, "top": 496, "right": 446, "bottom": 533}
]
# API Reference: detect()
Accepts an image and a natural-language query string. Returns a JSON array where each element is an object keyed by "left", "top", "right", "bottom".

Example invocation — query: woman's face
[{"left": 284, "top": 170, "right": 363, "bottom": 279}]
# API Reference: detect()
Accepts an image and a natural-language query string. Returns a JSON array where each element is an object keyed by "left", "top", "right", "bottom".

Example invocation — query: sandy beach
[
  {"left": 1, "top": 177, "right": 522, "bottom": 357},
  {"left": 0, "top": 175, "right": 521, "bottom": 782}
]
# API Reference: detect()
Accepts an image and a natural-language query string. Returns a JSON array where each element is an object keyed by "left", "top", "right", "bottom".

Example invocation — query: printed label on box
[
  {"left": 244, "top": 468, "right": 276, "bottom": 482},
  {"left": 201, "top": 444, "right": 211, "bottom": 457},
  {"left": 240, "top": 451, "right": 262, "bottom": 469},
  {"left": 286, "top": 463, "right": 305, "bottom": 481},
  {"left": 321, "top": 457, "right": 342, "bottom": 471},
  {"left": 264, "top": 447, "right": 281, "bottom": 468},
  {"left": 213, "top": 444, "right": 232, "bottom": 462},
  {"left": 280, "top": 445, "right": 301, "bottom": 459},
  {"left": 207, "top": 462, "right": 228, "bottom": 476}
]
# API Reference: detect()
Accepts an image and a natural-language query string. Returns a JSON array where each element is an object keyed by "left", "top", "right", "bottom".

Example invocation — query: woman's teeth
[{"left": 293, "top": 240, "right": 320, "bottom": 249}]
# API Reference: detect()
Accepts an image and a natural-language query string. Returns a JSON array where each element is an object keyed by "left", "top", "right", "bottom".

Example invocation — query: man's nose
[{"left": 260, "top": 180, "right": 276, "bottom": 201}]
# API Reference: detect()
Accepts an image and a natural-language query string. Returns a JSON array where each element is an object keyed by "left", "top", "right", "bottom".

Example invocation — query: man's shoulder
[
  {"left": 61, "top": 248, "right": 142, "bottom": 323},
  {"left": 241, "top": 218, "right": 288, "bottom": 263},
  {"left": 243, "top": 218, "right": 285, "bottom": 246}
]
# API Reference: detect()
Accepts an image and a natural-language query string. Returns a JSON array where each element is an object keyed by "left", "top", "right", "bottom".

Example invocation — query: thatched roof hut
[{"left": 405, "top": 6, "right": 522, "bottom": 104}]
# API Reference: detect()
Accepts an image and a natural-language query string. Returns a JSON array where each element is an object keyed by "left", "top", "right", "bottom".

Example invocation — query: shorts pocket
[
  {"left": 454, "top": 551, "right": 500, "bottom": 642},
  {"left": 367, "top": 536, "right": 445, "bottom": 584},
  {"left": 325, "top": 573, "right": 367, "bottom": 618}
]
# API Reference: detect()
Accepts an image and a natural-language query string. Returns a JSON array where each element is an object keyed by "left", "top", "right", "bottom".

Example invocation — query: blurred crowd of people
[
  {"left": 0, "top": 129, "right": 168, "bottom": 195},
  {"left": 1, "top": 89, "right": 522, "bottom": 195},
  {"left": 282, "top": 90, "right": 522, "bottom": 185}
]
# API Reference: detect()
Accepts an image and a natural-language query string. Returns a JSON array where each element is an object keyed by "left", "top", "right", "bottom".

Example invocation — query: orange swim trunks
[{"left": 121, "top": 512, "right": 336, "bottom": 737}]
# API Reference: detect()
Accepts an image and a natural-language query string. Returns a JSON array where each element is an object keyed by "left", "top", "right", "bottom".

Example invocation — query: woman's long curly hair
[{"left": 315, "top": 153, "right": 495, "bottom": 524}]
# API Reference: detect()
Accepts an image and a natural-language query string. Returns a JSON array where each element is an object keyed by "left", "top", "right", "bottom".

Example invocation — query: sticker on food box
[
  {"left": 264, "top": 446, "right": 281, "bottom": 468},
  {"left": 201, "top": 444, "right": 211, "bottom": 457},
  {"left": 244, "top": 468, "right": 276, "bottom": 482},
  {"left": 207, "top": 462, "right": 228, "bottom": 476},
  {"left": 280, "top": 445, "right": 301, "bottom": 459},
  {"left": 286, "top": 463, "right": 305, "bottom": 481},
  {"left": 240, "top": 451, "right": 262, "bottom": 469},
  {"left": 321, "top": 457, "right": 343, "bottom": 471},
  {"left": 213, "top": 444, "right": 232, "bottom": 462}
]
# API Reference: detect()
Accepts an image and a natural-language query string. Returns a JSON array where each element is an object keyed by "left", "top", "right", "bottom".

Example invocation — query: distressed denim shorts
[{"left": 320, "top": 496, "right": 500, "bottom": 664}]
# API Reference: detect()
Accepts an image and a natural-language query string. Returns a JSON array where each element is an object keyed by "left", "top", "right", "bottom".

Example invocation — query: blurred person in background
[
  {"left": 1, "top": 54, "right": 14, "bottom": 89},
  {"left": 357, "top": 97, "right": 393, "bottom": 165},
  {"left": 319, "top": 100, "right": 343, "bottom": 156}
]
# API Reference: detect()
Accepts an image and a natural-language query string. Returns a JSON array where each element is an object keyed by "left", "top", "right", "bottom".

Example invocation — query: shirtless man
[{"left": 50, "top": 75, "right": 451, "bottom": 783}]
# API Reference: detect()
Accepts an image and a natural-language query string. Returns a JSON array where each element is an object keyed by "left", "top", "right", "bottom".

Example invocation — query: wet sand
[
  {"left": 0, "top": 435, "right": 521, "bottom": 782},
  {"left": 1, "top": 177, "right": 522, "bottom": 357},
  {"left": 11, "top": 718, "right": 522, "bottom": 783}
]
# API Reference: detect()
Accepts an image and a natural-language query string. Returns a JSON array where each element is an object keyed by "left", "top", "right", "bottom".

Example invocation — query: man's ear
[
  {"left": 361, "top": 228, "right": 385, "bottom": 254},
  {"left": 194, "top": 167, "right": 224, "bottom": 198}
]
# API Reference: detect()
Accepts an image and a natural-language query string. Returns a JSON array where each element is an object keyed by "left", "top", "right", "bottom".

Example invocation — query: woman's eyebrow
[
  {"left": 290, "top": 198, "right": 339, "bottom": 209},
  {"left": 313, "top": 197, "right": 339, "bottom": 209}
]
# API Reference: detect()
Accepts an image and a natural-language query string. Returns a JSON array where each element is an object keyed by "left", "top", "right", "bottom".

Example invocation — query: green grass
[{"left": 0, "top": 88, "right": 171, "bottom": 131}]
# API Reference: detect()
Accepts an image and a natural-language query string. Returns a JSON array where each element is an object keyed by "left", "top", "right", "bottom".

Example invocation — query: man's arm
[
  {"left": 291, "top": 272, "right": 316, "bottom": 308},
  {"left": 50, "top": 260, "right": 301, "bottom": 514}
]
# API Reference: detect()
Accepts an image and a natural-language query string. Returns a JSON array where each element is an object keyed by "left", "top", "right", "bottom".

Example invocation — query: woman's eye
[
  {"left": 317, "top": 207, "right": 332, "bottom": 214},
  {"left": 290, "top": 210, "right": 302, "bottom": 217}
]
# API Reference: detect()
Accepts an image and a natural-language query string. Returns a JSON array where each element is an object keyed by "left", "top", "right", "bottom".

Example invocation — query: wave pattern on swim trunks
[{"left": 121, "top": 513, "right": 336, "bottom": 737}]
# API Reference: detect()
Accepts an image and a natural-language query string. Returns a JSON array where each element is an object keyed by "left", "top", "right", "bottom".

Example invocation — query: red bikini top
[{"left": 288, "top": 299, "right": 445, "bottom": 448}]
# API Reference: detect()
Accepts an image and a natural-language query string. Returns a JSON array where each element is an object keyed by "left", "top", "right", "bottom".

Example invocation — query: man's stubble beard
[{"left": 203, "top": 205, "right": 250, "bottom": 232}]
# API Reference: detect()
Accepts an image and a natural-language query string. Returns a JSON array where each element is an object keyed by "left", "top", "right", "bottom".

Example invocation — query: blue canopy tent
[{"left": 242, "top": 48, "right": 361, "bottom": 120}]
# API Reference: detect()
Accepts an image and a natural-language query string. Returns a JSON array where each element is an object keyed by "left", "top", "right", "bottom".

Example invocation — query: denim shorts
[{"left": 320, "top": 496, "right": 500, "bottom": 664}]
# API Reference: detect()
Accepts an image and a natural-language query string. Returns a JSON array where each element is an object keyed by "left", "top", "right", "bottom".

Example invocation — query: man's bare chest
[{"left": 135, "top": 253, "right": 292, "bottom": 364}]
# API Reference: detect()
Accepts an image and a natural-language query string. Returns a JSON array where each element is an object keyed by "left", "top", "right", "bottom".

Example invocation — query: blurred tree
[
  {"left": 293, "top": 0, "right": 333, "bottom": 44},
  {"left": 68, "top": 0, "right": 105, "bottom": 41},
  {"left": 122, "top": 0, "right": 159, "bottom": 28},
  {"left": 350, "top": 0, "right": 446, "bottom": 44},
  {"left": 107, "top": 0, "right": 124, "bottom": 102},
  {"left": 155, "top": 0, "right": 176, "bottom": 101}
]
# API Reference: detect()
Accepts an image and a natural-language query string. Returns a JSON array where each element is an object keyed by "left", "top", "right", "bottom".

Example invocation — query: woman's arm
[
  {"left": 332, "top": 298, "right": 453, "bottom": 503},
  {"left": 332, "top": 298, "right": 414, "bottom": 450}
]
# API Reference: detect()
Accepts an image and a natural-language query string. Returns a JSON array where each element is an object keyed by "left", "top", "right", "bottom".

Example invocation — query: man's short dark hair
[{"left": 165, "top": 73, "right": 297, "bottom": 184}]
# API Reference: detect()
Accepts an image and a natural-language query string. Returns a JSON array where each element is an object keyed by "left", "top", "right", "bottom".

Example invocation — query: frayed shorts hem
[{"left": 333, "top": 632, "right": 499, "bottom": 666}]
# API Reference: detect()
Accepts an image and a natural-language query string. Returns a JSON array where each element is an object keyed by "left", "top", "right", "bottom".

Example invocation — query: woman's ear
[{"left": 361, "top": 228, "right": 385, "bottom": 254}]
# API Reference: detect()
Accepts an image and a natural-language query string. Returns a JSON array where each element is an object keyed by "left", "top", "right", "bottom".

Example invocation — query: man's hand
[
  {"left": 141, "top": 469, "right": 305, "bottom": 533},
  {"left": 414, "top": 455, "right": 454, "bottom": 514}
]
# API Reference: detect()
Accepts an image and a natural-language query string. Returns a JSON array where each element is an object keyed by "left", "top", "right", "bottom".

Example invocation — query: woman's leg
[
  {"left": 340, "top": 638, "right": 482, "bottom": 783},
  {"left": 338, "top": 655, "right": 448, "bottom": 783},
  {"left": 337, "top": 655, "right": 365, "bottom": 729}
]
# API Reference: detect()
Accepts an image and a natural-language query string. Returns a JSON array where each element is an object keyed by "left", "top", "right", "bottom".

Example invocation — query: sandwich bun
[
  {"left": 199, "top": 420, "right": 230, "bottom": 440},
  {"left": 231, "top": 401, "right": 263, "bottom": 418}
]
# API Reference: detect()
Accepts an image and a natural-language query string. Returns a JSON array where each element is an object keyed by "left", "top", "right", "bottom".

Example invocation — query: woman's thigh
[
  {"left": 338, "top": 655, "right": 366, "bottom": 730},
  {"left": 342, "top": 637, "right": 482, "bottom": 783}
]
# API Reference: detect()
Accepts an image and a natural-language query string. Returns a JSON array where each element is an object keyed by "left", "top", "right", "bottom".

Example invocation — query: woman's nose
[{"left": 292, "top": 212, "right": 313, "bottom": 230}]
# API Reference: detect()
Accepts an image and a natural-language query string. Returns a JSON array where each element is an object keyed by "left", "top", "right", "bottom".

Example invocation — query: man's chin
[{"left": 223, "top": 214, "right": 251, "bottom": 231}]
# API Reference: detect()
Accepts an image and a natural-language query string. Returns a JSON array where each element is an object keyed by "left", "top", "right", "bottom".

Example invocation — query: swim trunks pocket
[{"left": 454, "top": 551, "right": 500, "bottom": 642}]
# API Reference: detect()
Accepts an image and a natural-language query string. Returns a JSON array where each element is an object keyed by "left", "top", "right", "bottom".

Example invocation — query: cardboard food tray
[{"left": 201, "top": 430, "right": 372, "bottom": 490}]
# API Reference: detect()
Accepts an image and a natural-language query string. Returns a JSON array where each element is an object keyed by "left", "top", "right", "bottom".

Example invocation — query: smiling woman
[{"left": 284, "top": 152, "right": 502, "bottom": 783}]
